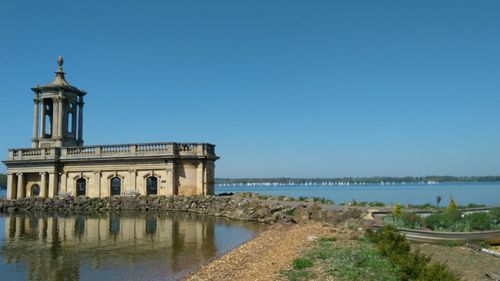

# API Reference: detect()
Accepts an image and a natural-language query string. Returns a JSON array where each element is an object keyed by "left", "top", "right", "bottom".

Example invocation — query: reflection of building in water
[
  {"left": 3, "top": 57, "right": 218, "bottom": 199},
  {"left": 2, "top": 213, "right": 217, "bottom": 281}
]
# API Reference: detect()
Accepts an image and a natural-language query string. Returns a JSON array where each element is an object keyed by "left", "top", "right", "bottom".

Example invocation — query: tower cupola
[{"left": 31, "top": 56, "right": 86, "bottom": 148}]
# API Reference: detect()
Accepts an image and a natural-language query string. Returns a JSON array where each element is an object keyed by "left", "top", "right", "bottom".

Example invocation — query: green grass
[
  {"left": 292, "top": 258, "right": 313, "bottom": 269},
  {"left": 281, "top": 227, "right": 460, "bottom": 281},
  {"left": 280, "top": 235, "right": 400, "bottom": 281}
]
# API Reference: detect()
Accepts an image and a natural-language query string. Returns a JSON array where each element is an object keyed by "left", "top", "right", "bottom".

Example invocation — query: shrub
[
  {"left": 392, "top": 203, "right": 402, "bottom": 217},
  {"left": 292, "top": 257, "right": 313, "bottom": 269},
  {"left": 285, "top": 208, "right": 295, "bottom": 216},
  {"left": 383, "top": 213, "right": 424, "bottom": 229},
  {"left": 447, "top": 197, "right": 457, "bottom": 212},
  {"left": 366, "top": 226, "right": 460, "bottom": 281},
  {"left": 466, "top": 212, "right": 491, "bottom": 231},
  {"left": 417, "top": 262, "right": 461, "bottom": 281},
  {"left": 400, "top": 212, "right": 424, "bottom": 229},
  {"left": 425, "top": 210, "right": 463, "bottom": 231},
  {"left": 489, "top": 207, "right": 500, "bottom": 224}
]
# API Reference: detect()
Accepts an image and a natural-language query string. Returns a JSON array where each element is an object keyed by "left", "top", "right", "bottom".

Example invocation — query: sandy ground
[
  {"left": 413, "top": 243, "right": 500, "bottom": 281},
  {"left": 185, "top": 223, "right": 339, "bottom": 281}
]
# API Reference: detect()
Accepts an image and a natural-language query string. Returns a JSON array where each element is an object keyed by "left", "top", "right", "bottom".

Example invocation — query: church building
[{"left": 3, "top": 57, "right": 218, "bottom": 199}]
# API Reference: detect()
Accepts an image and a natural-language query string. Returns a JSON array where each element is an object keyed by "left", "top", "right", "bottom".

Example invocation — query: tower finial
[{"left": 57, "top": 56, "right": 64, "bottom": 72}]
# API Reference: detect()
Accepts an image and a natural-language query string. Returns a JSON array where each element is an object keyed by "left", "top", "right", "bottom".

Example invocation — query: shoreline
[
  {"left": 185, "top": 222, "right": 358, "bottom": 281},
  {"left": 0, "top": 194, "right": 365, "bottom": 225}
]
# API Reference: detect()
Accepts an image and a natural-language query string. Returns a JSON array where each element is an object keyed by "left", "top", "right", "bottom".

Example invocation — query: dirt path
[
  {"left": 185, "top": 223, "right": 337, "bottom": 281},
  {"left": 413, "top": 243, "right": 500, "bottom": 281}
]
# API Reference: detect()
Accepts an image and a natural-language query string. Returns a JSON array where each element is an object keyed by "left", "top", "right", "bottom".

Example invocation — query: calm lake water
[
  {"left": 0, "top": 211, "right": 265, "bottom": 281},
  {"left": 216, "top": 182, "right": 500, "bottom": 206}
]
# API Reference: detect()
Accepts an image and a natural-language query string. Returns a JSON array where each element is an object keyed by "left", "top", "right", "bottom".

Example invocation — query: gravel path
[{"left": 185, "top": 223, "right": 336, "bottom": 281}]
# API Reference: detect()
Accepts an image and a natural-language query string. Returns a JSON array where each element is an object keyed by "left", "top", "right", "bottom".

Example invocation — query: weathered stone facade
[{"left": 3, "top": 57, "right": 218, "bottom": 199}]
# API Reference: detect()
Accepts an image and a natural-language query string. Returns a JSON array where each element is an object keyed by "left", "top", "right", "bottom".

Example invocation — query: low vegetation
[
  {"left": 281, "top": 226, "right": 460, "bottom": 281},
  {"left": 237, "top": 192, "right": 334, "bottom": 205},
  {"left": 384, "top": 206, "right": 500, "bottom": 232},
  {"left": 340, "top": 199, "right": 386, "bottom": 207}
]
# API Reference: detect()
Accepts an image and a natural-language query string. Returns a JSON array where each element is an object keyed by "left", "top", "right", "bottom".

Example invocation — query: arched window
[
  {"left": 67, "top": 112, "right": 73, "bottom": 134},
  {"left": 44, "top": 100, "right": 53, "bottom": 137},
  {"left": 110, "top": 177, "right": 121, "bottom": 196},
  {"left": 76, "top": 178, "right": 86, "bottom": 196},
  {"left": 146, "top": 176, "right": 158, "bottom": 196},
  {"left": 31, "top": 184, "right": 40, "bottom": 197}
]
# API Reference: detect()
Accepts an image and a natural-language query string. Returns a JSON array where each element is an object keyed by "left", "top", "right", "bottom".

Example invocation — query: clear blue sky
[{"left": 1, "top": 0, "right": 499, "bottom": 178}]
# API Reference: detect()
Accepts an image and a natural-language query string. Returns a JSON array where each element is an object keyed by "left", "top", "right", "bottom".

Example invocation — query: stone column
[
  {"left": 77, "top": 97, "right": 84, "bottom": 146},
  {"left": 32, "top": 95, "right": 40, "bottom": 148},
  {"left": 166, "top": 163, "right": 175, "bottom": 196},
  {"left": 57, "top": 96, "right": 64, "bottom": 145},
  {"left": 6, "top": 174, "right": 14, "bottom": 200},
  {"left": 196, "top": 162, "right": 204, "bottom": 195},
  {"left": 129, "top": 170, "right": 137, "bottom": 193},
  {"left": 40, "top": 99, "right": 46, "bottom": 139},
  {"left": 60, "top": 172, "right": 67, "bottom": 194},
  {"left": 95, "top": 171, "right": 101, "bottom": 198},
  {"left": 48, "top": 173, "right": 57, "bottom": 198},
  {"left": 40, "top": 172, "right": 48, "bottom": 198},
  {"left": 16, "top": 173, "right": 25, "bottom": 199},
  {"left": 52, "top": 98, "right": 59, "bottom": 139},
  {"left": 203, "top": 163, "right": 209, "bottom": 195}
]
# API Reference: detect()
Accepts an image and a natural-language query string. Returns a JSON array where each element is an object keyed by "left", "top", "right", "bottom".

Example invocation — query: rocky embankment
[{"left": 0, "top": 194, "right": 364, "bottom": 224}]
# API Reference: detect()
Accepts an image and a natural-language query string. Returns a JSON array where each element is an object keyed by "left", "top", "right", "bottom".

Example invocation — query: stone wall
[{"left": 0, "top": 194, "right": 364, "bottom": 225}]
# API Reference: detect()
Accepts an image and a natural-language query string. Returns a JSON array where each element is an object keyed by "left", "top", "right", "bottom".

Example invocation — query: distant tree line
[
  {"left": 0, "top": 173, "right": 6, "bottom": 189},
  {"left": 215, "top": 176, "right": 500, "bottom": 185}
]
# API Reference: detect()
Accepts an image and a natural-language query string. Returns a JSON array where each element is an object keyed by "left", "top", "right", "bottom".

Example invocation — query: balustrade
[{"left": 7, "top": 143, "right": 215, "bottom": 161}]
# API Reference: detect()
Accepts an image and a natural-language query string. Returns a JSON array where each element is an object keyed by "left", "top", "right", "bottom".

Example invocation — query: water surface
[
  {"left": 216, "top": 182, "right": 500, "bottom": 206},
  {"left": 0, "top": 211, "right": 265, "bottom": 281}
]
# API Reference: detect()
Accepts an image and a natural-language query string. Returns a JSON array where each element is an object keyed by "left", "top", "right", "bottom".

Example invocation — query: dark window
[
  {"left": 110, "top": 177, "right": 121, "bottom": 196},
  {"left": 31, "top": 184, "right": 40, "bottom": 197},
  {"left": 76, "top": 178, "right": 86, "bottom": 196},
  {"left": 146, "top": 176, "right": 158, "bottom": 196}
]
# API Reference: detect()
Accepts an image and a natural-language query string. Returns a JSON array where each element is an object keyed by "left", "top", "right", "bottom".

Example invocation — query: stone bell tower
[{"left": 31, "top": 56, "right": 86, "bottom": 148}]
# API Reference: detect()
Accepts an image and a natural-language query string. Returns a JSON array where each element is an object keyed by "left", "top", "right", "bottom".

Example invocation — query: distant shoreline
[{"left": 215, "top": 176, "right": 500, "bottom": 186}]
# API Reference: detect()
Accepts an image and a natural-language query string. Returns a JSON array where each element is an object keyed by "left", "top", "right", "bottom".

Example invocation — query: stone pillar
[
  {"left": 6, "top": 174, "right": 14, "bottom": 200},
  {"left": 196, "top": 162, "right": 204, "bottom": 195},
  {"left": 52, "top": 98, "right": 59, "bottom": 139},
  {"left": 77, "top": 97, "right": 84, "bottom": 146},
  {"left": 57, "top": 96, "right": 64, "bottom": 146},
  {"left": 40, "top": 99, "right": 46, "bottom": 139},
  {"left": 16, "top": 173, "right": 25, "bottom": 199},
  {"left": 48, "top": 173, "right": 57, "bottom": 198},
  {"left": 71, "top": 102, "right": 77, "bottom": 136},
  {"left": 166, "top": 163, "right": 175, "bottom": 196},
  {"left": 60, "top": 172, "right": 67, "bottom": 194},
  {"left": 203, "top": 163, "right": 209, "bottom": 195},
  {"left": 32, "top": 95, "right": 40, "bottom": 148},
  {"left": 129, "top": 170, "right": 137, "bottom": 193},
  {"left": 40, "top": 172, "right": 48, "bottom": 198},
  {"left": 95, "top": 171, "right": 101, "bottom": 198}
]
